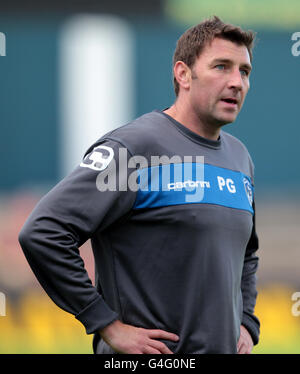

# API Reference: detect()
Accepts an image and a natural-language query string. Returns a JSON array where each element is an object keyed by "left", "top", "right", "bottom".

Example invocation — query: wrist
[{"left": 99, "top": 319, "right": 121, "bottom": 341}]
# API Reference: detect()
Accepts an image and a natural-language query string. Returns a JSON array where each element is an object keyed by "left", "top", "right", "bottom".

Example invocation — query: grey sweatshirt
[{"left": 19, "top": 110, "right": 260, "bottom": 354}]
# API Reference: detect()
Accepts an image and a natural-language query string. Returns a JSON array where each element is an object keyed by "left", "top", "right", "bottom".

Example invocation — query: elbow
[
  {"left": 18, "top": 226, "right": 28, "bottom": 248},
  {"left": 18, "top": 218, "right": 35, "bottom": 254}
]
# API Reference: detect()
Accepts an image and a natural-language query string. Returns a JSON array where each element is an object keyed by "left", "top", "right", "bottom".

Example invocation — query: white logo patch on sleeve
[
  {"left": 243, "top": 177, "right": 253, "bottom": 206},
  {"left": 80, "top": 145, "right": 114, "bottom": 171}
]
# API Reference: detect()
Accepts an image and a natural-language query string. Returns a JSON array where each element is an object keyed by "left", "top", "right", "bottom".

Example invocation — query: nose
[{"left": 227, "top": 69, "right": 243, "bottom": 91}]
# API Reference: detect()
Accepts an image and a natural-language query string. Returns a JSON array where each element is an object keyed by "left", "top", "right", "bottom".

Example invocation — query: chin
[
  {"left": 216, "top": 113, "right": 238, "bottom": 126},
  {"left": 215, "top": 117, "right": 236, "bottom": 127},
  {"left": 207, "top": 112, "right": 238, "bottom": 127}
]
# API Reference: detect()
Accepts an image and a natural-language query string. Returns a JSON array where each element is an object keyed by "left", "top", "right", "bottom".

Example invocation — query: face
[{"left": 185, "top": 37, "right": 252, "bottom": 127}]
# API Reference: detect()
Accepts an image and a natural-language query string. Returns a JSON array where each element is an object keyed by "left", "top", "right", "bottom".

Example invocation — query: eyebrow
[{"left": 211, "top": 58, "right": 252, "bottom": 72}]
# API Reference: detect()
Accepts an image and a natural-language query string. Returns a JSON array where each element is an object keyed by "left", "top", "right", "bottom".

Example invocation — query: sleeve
[
  {"left": 240, "top": 197, "right": 260, "bottom": 345},
  {"left": 18, "top": 138, "right": 137, "bottom": 334}
]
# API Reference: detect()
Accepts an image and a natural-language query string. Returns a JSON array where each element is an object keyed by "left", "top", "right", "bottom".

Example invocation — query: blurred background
[{"left": 0, "top": 0, "right": 300, "bottom": 354}]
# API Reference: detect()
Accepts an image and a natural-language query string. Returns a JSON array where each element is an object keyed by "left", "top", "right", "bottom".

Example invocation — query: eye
[
  {"left": 240, "top": 69, "right": 249, "bottom": 77},
  {"left": 215, "top": 64, "right": 225, "bottom": 70}
]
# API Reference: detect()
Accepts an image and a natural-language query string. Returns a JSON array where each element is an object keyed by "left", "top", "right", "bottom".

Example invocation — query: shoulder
[
  {"left": 221, "top": 130, "right": 255, "bottom": 180},
  {"left": 221, "top": 130, "right": 248, "bottom": 151},
  {"left": 94, "top": 111, "right": 170, "bottom": 156},
  {"left": 221, "top": 131, "right": 252, "bottom": 160}
]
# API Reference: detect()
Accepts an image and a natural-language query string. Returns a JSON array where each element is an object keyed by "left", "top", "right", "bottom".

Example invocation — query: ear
[{"left": 173, "top": 61, "right": 191, "bottom": 92}]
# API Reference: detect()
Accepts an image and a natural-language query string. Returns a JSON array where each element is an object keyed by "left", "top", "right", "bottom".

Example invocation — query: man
[{"left": 19, "top": 16, "right": 260, "bottom": 354}]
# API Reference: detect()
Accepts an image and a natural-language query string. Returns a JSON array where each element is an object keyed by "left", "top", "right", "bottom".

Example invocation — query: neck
[{"left": 164, "top": 101, "right": 221, "bottom": 141}]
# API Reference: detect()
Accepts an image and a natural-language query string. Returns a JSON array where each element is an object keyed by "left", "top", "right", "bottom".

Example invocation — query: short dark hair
[{"left": 173, "top": 16, "right": 256, "bottom": 96}]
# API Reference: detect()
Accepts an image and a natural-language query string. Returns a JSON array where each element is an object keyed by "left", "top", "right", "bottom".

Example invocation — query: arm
[
  {"left": 238, "top": 199, "right": 260, "bottom": 352},
  {"left": 18, "top": 139, "right": 135, "bottom": 334}
]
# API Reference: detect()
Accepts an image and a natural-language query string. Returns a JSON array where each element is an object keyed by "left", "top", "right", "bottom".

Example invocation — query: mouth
[{"left": 220, "top": 98, "right": 238, "bottom": 108}]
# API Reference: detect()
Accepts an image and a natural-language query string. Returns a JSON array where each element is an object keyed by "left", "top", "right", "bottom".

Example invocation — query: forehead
[{"left": 197, "top": 37, "right": 251, "bottom": 65}]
